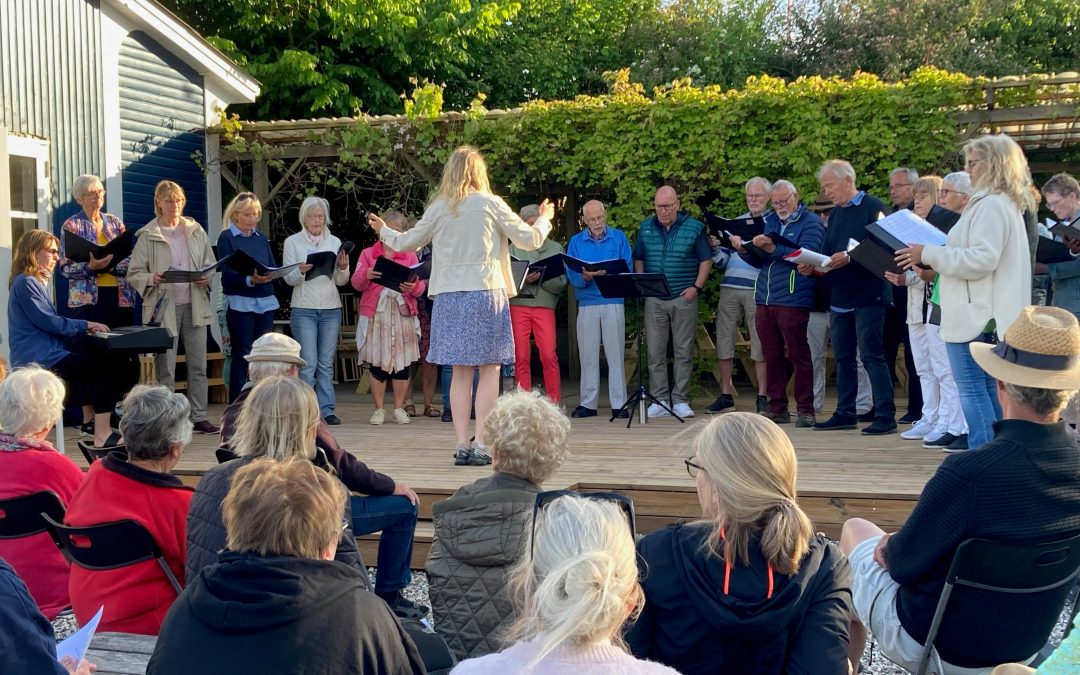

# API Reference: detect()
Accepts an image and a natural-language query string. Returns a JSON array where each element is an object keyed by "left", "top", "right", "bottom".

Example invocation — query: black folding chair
[
  {"left": 41, "top": 513, "right": 183, "bottom": 596},
  {"left": 916, "top": 533, "right": 1080, "bottom": 675},
  {"left": 0, "top": 491, "right": 65, "bottom": 539},
  {"left": 214, "top": 447, "right": 237, "bottom": 464},
  {"left": 77, "top": 440, "right": 116, "bottom": 465}
]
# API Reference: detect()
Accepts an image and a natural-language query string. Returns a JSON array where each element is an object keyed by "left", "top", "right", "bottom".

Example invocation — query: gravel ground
[{"left": 51, "top": 569, "right": 1073, "bottom": 674}]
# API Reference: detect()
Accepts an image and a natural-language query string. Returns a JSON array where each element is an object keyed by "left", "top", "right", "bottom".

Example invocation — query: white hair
[
  {"left": 519, "top": 203, "right": 541, "bottom": 220},
  {"left": 248, "top": 360, "right": 296, "bottom": 381},
  {"left": 505, "top": 496, "right": 641, "bottom": 667},
  {"left": 890, "top": 167, "right": 919, "bottom": 184},
  {"left": 0, "top": 366, "right": 66, "bottom": 437},
  {"left": 817, "top": 160, "right": 856, "bottom": 183},
  {"left": 298, "top": 196, "right": 332, "bottom": 227},
  {"left": 119, "top": 385, "right": 193, "bottom": 461},
  {"left": 71, "top": 174, "right": 103, "bottom": 201},
  {"left": 745, "top": 177, "right": 772, "bottom": 193},
  {"left": 772, "top": 179, "right": 798, "bottom": 196},
  {"left": 942, "top": 171, "right": 973, "bottom": 196}
]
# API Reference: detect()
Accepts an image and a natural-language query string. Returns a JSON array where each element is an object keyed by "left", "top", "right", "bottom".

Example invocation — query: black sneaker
[
  {"left": 857, "top": 408, "right": 876, "bottom": 422},
  {"left": 861, "top": 420, "right": 898, "bottom": 436},
  {"left": 441, "top": 409, "right": 453, "bottom": 423},
  {"left": 705, "top": 394, "right": 734, "bottom": 414},
  {"left": 79, "top": 420, "right": 94, "bottom": 437},
  {"left": 898, "top": 411, "right": 919, "bottom": 425},
  {"left": 756, "top": 394, "right": 768, "bottom": 413},
  {"left": 325, "top": 414, "right": 341, "bottom": 425},
  {"left": 813, "top": 415, "right": 858, "bottom": 431},
  {"left": 570, "top": 406, "right": 597, "bottom": 418},
  {"left": 943, "top": 434, "right": 969, "bottom": 452},
  {"left": 454, "top": 446, "right": 492, "bottom": 466},
  {"left": 611, "top": 408, "right": 630, "bottom": 419},
  {"left": 386, "top": 594, "right": 430, "bottom": 620},
  {"left": 923, "top": 432, "right": 957, "bottom": 449}
]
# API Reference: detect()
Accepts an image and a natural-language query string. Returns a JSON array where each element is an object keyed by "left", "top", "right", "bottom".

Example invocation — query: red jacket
[
  {"left": 65, "top": 453, "right": 192, "bottom": 635},
  {"left": 0, "top": 435, "right": 84, "bottom": 620},
  {"left": 350, "top": 243, "right": 425, "bottom": 318}
]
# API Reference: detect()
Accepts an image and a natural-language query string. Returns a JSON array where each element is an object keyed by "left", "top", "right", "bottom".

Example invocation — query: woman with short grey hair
[
  {"left": 119, "top": 384, "right": 193, "bottom": 462},
  {"left": 283, "top": 196, "right": 352, "bottom": 425}
]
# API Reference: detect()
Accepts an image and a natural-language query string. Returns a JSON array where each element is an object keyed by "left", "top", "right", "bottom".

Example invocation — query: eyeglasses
[
  {"left": 1046, "top": 195, "right": 1071, "bottom": 210},
  {"left": 531, "top": 490, "right": 637, "bottom": 558},
  {"left": 84, "top": 190, "right": 105, "bottom": 198},
  {"left": 685, "top": 456, "right": 704, "bottom": 478},
  {"left": 772, "top": 194, "right": 794, "bottom": 206},
  {"left": 889, "top": 183, "right": 912, "bottom": 190},
  {"left": 746, "top": 193, "right": 768, "bottom": 200},
  {"left": 654, "top": 202, "right": 679, "bottom": 211}
]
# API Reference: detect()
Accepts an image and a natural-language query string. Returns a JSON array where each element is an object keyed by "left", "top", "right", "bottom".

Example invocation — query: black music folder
[
  {"left": 594, "top": 272, "right": 673, "bottom": 300},
  {"left": 560, "top": 254, "right": 630, "bottom": 275},
  {"left": 372, "top": 256, "right": 427, "bottom": 293},
  {"left": 1050, "top": 221, "right": 1080, "bottom": 241},
  {"left": 63, "top": 229, "right": 135, "bottom": 266},
  {"left": 848, "top": 238, "right": 904, "bottom": 281},
  {"left": 511, "top": 253, "right": 566, "bottom": 284},
  {"left": 510, "top": 259, "right": 534, "bottom": 298},
  {"left": 224, "top": 249, "right": 299, "bottom": 280},
  {"left": 1037, "top": 237, "right": 1077, "bottom": 264},
  {"left": 304, "top": 241, "right": 356, "bottom": 280},
  {"left": 702, "top": 213, "right": 767, "bottom": 249}
]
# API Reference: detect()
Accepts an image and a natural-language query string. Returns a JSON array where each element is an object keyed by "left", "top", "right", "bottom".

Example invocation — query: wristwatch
[{"left": 693, "top": 284, "right": 704, "bottom": 292}]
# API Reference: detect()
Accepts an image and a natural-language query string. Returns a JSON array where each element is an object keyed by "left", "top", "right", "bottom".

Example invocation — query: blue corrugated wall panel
[{"left": 118, "top": 30, "right": 207, "bottom": 231}]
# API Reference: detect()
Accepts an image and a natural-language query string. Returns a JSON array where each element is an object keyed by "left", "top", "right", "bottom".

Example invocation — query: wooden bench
[{"left": 139, "top": 351, "right": 227, "bottom": 403}]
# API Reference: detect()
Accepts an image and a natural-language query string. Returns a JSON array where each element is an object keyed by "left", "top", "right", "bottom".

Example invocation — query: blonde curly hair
[{"left": 483, "top": 389, "right": 570, "bottom": 485}]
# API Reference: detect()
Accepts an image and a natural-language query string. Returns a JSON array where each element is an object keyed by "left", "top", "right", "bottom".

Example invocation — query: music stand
[{"left": 594, "top": 273, "right": 684, "bottom": 427}]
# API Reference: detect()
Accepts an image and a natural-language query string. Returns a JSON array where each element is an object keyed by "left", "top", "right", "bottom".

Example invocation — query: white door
[{"left": 0, "top": 129, "right": 51, "bottom": 361}]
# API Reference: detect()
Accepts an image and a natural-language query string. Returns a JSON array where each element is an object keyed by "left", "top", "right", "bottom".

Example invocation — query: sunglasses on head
[{"left": 530, "top": 489, "right": 637, "bottom": 558}]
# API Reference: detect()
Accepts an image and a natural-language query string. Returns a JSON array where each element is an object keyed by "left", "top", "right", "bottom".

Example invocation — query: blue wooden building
[{"left": 0, "top": 0, "right": 258, "bottom": 357}]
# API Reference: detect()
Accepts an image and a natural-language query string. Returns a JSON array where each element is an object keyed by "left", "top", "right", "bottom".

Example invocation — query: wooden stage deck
[{"left": 60, "top": 385, "right": 944, "bottom": 566}]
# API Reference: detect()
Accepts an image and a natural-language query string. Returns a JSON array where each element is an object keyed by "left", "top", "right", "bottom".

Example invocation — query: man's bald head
[
  {"left": 654, "top": 186, "right": 680, "bottom": 227},
  {"left": 582, "top": 200, "right": 608, "bottom": 238}
]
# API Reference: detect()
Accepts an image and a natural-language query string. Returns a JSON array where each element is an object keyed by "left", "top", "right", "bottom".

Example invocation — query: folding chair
[
  {"left": 916, "top": 533, "right": 1080, "bottom": 675},
  {"left": 41, "top": 514, "right": 183, "bottom": 596},
  {"left": 0, "top": 491, "right": 65, "bottom": 539},
  {"left": 77, "top": 440, "right": 116, "bottom": 465}
]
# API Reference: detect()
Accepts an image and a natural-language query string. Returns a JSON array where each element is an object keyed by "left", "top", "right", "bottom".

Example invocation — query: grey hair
[
  {"left": 0, "top": 365, "right": 66, "bottom": 437},
  {"left": 519, "top": 203, "right": 541, "bottom": 220},
  {"left": 119, "top": 385, "right": 193, "bottom": 461},
  {"left": 745, "top": 177, "right": 772, "bottom": 193},
  {"left": 1002, "top": 382, "right": 1075, "bottom": 417},
  {"left": 298, "top": 196, "right": 332, "bottom": 227},
  {"left": 772, "top": 180, "right": 798, "bottom": 196},
  {"left": 483, "top": 389, "right": 570, "bottom": 485},
  {"left": 943, "top": 171, "right": 973, "bottom": 196},
  {"left": 248, "top": 360, "right": 295, "bottom": 381},
  {"left": 890, "top": 167, "right": 919, "bottom": 184},
  {"left": 71, "top": 174, "right": 103, "bottom": 201},
  {"left": 817, "top": 160, "right": 856, "bottom": 183}
]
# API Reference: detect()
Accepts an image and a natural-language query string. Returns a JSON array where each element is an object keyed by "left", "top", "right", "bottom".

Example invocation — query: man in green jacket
[{"left": 509, "top": 204, "right": 568, "bottom": 403}]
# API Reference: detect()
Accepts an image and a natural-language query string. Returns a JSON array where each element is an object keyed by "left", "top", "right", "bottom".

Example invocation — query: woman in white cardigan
[
  {"left": 897, "top": 134, "right": 1032, "bottom": 450},
  {"left": 282, "top": 197, "right": 351, "bottom": 424},
  {"left": 368, "top": 146, "right": 552, "bottom": 466}
]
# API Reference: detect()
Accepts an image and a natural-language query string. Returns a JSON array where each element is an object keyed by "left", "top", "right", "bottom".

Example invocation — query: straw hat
[
  {"left": 245, "top": 332, "right": 306, "bottom": 367},
  {"left": 970, "top": 306, "right": 1080, "bottom": 389}
]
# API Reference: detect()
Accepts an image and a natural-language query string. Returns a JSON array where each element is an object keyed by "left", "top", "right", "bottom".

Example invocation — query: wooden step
[{"left": 358, "top": 522, "right": 434, "bottom": 570}]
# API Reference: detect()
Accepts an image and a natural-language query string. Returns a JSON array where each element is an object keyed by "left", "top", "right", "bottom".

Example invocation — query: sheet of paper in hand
[{"left": 868, "top": 209, "right": 947, "bottom": 252}]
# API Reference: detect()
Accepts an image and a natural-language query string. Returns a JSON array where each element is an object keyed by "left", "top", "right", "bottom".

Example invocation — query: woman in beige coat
[{"left": 127, "top": 180, "right": 219, "bottom": 434}]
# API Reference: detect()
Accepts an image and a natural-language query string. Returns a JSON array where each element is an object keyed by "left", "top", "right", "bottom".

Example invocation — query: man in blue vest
[{"left": 633, "top": 186, "right": 713, "bottom": 418}]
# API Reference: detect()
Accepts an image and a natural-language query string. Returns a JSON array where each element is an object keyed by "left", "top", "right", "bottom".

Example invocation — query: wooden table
[{"left": 85, "top": 632, "right": 156, "bottom": 675}]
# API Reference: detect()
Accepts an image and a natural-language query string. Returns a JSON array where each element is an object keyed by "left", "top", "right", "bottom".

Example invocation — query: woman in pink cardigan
[{"left": 351, "top": 212, "right": 426, "bottom": 426}]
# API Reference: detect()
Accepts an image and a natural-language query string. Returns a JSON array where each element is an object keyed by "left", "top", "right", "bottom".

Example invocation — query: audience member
[
  {"left": 427, "top": 390, "right": 571, "bottom": 659},
  {"left": 187, "top": 376, "right": 372, "bottom": 599},
  {"left": 351, "top": 210, "right": 426, "bottom": 426},
  {"left": 566, "top": 200, "right": 632, "bottom": 418},
  {"left": 706, "top": 177, "right": 770, "bottom": 415},
  {"left": 368, "top": 146, "right": 553, "bottom": 466},
  {"left": 899, "top": 134, "right": 1032, "bottom": 450},
  {"left": 282, "top": 196, "right": 351, "bottom": 424},
  {"left": 148, "top": 459, "right": 426, "bottom": 675},
  {"left": 634, "top": 185, "right": 712, "bottom": 418},
  {"left": 216, "top": 192, "right": 279, "bottom": 401},
  {"left": 452, "top": 495, "right": 679, "bottom": 675},
  {"left": 216, "top": 333, "right": 422, "bottom": 617},
  {"left": 509, "top": 203, "right": 568, "bottom": 403},
  {"left": 812, "top": 160, "right": 895, "bottom": 435},
  {"left": 886, "top": 167, "right": 923, "bottom": 423},
  {"left": 0, "top": 557, "right": 95, "bottom": 675},
  {"left": 128, "top": 179, "right": 219, "bottom": 435},
  {"left": 627, "top": 412, "right": 852, "bottom": 674},
  {"left": 991, "top": 613, "right": 1080, "bottom": 673},
  {"left": 740, "top": 180, "right": 824, "bottom": 427},
  {"left": 841, "top": 306, "right": 1080, "bottom": 673},
  {"left": 65, "top": 385, "right": 194, "bottom": 635},
  {"left": 888, "top": 177, "right": 968, "bottom": 451},
  {"left": 0, "top": 367, "right": 84, "bottom": 620},
  {"left": 1041, "top": 173, "right": 1080, "bottom": 320}
]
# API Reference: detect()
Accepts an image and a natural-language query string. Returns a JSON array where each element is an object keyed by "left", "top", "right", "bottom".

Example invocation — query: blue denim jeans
[
  {"left": 350, "top": 495, "right": 419, "bottom": 594},
  {"left": 830, "top": 306, "right": 896, "bottom": 421},
  {"left": 291, "top": 307, "right": 341, "bottom": 416},
  {"left": 946, "top": 336, "right": 1002, "bottom": 449}
]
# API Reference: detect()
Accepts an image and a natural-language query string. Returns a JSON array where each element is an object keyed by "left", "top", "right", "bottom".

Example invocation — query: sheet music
[
  {"left": 56, "top": 606, "right": 103, "bottom": 662},
  {"left": 874, "top": 209, "right": 947, "bottom": 247},
  {"left": 783, "top": 249, "right": 831, "bottom": 271}
]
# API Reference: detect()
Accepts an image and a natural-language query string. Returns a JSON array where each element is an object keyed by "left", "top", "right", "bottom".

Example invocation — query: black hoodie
[
  {"left": 147, "top": 552, "right": 426, "bottom": 675},
  {"left": 625, "top": 522, "right": 852, "bottom": 675}
]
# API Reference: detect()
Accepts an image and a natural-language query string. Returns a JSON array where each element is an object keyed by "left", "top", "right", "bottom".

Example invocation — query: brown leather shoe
[
  {"left": 760, "top": 410, "right": 792, "bottom": 424},
  {"left": 193, "top": 420, "right": 220, "bottom": 435}
]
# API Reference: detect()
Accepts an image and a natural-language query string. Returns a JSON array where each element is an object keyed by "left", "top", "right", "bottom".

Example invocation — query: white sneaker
[
  {"left": 900, "top": 419, "right": 933, "bottom": 440},
  {"left": 673, "top": 402, "right": 695, "bottom": 418},
  {"left": 922, "top": 428, "right": 947, "bottom": 445},
  {"left": 392, "top": 408, "right": 411, "bottom": 424},
  {"left": 647, "top": 403, "right": 671, "bottom": 418},
  {"left": 370, "top": 409, "right": 385, "bottom": 425}
]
